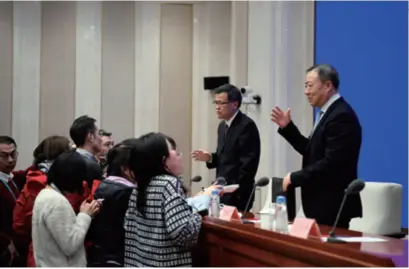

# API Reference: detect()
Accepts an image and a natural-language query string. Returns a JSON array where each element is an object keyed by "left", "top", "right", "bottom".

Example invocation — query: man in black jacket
[
  {"left": 271, "top": 64, "right": 362, "bottom": 229},
  {"left": 69, "top": 115, "right": 103, "bottom": 188},
  {"left": 191, "top": 84, "right": 261, "bottom": 211}
]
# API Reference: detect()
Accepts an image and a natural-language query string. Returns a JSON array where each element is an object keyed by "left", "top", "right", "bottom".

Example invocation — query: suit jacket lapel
[
  {"left": 217, "top": 124, "right": 228, "bottom": 155},
  {"left": 306, "top": 98, "right": 344, "bottom": 150},
  {"left": 218, "top": 111, "right": 242, "bottom": 154}
]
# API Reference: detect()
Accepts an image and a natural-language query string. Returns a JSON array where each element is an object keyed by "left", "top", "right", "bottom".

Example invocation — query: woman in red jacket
[{"left": 12, "top": 135, "right": 88, "bottom": 267}]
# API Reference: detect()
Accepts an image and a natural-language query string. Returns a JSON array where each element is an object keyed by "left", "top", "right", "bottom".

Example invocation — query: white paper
[
  {"left": 321, "top": 236, "right": 388, "bottom": 243},
  {"left": 223, "top": 184, "right": 239, "bottom": 193}
]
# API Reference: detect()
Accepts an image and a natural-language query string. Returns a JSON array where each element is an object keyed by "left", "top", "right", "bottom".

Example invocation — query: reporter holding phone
[{"left": 31, "top": 150, "right": 101, "bottom": 267}]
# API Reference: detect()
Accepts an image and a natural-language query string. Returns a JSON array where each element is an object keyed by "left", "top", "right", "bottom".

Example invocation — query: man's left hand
[{"left": 283, "top": 173, "right": 292, "bottom": 192}]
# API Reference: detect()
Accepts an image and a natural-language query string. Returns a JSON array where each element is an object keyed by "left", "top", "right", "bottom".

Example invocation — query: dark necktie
[{"left": 224, "top": 123, "right": 229, "bottom": 138}]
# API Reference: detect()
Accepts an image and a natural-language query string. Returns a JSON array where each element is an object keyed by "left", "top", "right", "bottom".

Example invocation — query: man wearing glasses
[
  {"left": 0, "top": 136, "right": 29, "bottom": 266},
  {"left": 191, "top": 84, "right": 261, "bottom": 211}
]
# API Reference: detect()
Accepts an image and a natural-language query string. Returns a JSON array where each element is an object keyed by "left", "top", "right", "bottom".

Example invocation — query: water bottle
[
  {"left": 209, "top": 190, "right": 220, "bottom": 218},
  {"left": 274, "top": 195, "right": 289, "bottom": 234}
]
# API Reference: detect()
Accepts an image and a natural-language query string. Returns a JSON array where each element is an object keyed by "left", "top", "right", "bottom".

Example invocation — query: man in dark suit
[
  {"left": 191, "top": 84, "right": 261, "bottom": 211},
  {"left": 271, "top": 64, "right": 362, "bottom": 229}
]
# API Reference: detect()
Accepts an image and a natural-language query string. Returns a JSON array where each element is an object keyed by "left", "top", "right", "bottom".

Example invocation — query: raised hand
[
  {"left": 270, "top": 106, "right": 292, "bottom": 128},
  {"left": 191, "top": 149, "right": 211, "bottom": 162}
]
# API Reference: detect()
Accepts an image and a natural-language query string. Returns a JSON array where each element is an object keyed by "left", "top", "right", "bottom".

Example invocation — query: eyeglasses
[
  {"left": 213, "top": 100, "right": 231, "bottom": 106},
  {"left": 0, "top": 151, "right": 18, "bottom": 160}
]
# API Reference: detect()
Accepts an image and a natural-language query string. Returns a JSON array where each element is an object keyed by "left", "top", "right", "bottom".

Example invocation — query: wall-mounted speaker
[{"left": 203, "top": 76, "right": 230, "bottom": 90}]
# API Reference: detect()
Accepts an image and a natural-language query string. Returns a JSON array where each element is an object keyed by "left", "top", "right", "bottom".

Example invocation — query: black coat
[
  {"left": 207, "top": 111, "right": 261, "bottom": 211},
  {"left": 87, "top": 179, "right": 133, "bottom": 267},
  {"left": 279, "top": 97, "right": 363, "bottom": 226}
]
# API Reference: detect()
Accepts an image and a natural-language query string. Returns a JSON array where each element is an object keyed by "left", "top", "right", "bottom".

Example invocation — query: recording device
[
  {"left": 240, "top": 86, "right": 254, "bottom": 95},
  {"left": 326, "top": 179, "right": 366, "bottom": 243},
  {"left": 241, "top": 177, "right": 270, "bottom": 224},
  {"left": 212, "top": 177, "right": 227, "bottom": 186},
  {"left": 190, "top": 175, "right": 202, "bottom": 183},
  {"left": 195, "top": 177, "right": 227, "bottom": 194},
  {"left": 191, "top": 175, "right": 222, "bottom": 217},
  {"left": 240, "top": 86, "right": 262, "bottom": 105}
]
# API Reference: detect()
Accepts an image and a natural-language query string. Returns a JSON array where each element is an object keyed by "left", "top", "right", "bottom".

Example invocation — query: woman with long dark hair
[
  {"left": 87, "top": 139, "right": 137, "bottom": 267},
  {"left": 124, "top": 133, "right": 222, "bottom": 267}
]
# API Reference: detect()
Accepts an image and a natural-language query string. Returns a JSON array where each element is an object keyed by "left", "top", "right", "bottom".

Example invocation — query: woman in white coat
[{"left": 32, "top": 150, "right": 101, "bottom": 267}]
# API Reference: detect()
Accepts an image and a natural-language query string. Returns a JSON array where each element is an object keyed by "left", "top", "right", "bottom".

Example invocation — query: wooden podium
[{"left": 193, "top": 217, "right": 407, "bottom": 267}]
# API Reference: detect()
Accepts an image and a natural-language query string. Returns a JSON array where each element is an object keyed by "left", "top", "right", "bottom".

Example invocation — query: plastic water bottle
[
  {"left": 274, "top": 195, "right": 289, "bottom": 234},
  {"left": 209, "top": 190, "right": 220, "bottom": 218}
]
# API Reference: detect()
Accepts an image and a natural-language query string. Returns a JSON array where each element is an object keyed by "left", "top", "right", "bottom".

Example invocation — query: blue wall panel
[{"left": 315, "top": 1, "right": 408, "bottom": 227}]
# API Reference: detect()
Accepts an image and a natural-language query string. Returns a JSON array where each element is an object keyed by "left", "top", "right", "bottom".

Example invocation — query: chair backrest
[{"left": 350, "top": 182, "right": 402, "bottom": 235}]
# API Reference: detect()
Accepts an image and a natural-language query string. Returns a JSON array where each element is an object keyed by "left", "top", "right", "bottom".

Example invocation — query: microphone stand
[
  {"left": 326, "top": 193, "right": 348, "bottom": 243},
  {"left": 188, "top": 177, "right": 193, "bottom": 196},
  {"left": 241, "top": 185, "right": 257, "bottom": 224}
]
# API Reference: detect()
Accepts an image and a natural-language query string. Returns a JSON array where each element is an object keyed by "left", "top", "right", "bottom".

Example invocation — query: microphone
[
  {"left": 196, "top": 177, "right": 226, "bottom": 194},
  {"left": 327, "top": 179, "right": 365, "bottom": 243},
  {"left": 211, "top": 177, "right": 227, "bottom": 186},
  {"left": 241, "top": 177, "right": 270, "bottom": 224},
  {"left": 188, "top": 175, "right": 202, "bottom": 194},
  {"left": 190, "top": 175, "right": 202, "bottom": 183}
]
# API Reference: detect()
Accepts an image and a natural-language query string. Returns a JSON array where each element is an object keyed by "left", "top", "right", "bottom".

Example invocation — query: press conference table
[{"left": 193, "top": 217, "right": 408, "bottom": 267}]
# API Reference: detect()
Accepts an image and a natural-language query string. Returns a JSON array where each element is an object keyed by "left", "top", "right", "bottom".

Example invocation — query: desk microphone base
[
  {"left": 241, "top": 219, "right": 254, "bottom": 224},
  {"left": 326, "top": 236, "right": 347, "bottom": 243}
]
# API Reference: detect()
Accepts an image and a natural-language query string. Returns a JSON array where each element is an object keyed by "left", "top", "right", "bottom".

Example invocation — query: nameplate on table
[
  {"left": 219, "top": 205, "right": 241, "bottom": 222},
  {"left": 290, "top": 217, "right": 322, "bottom": 239}
]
